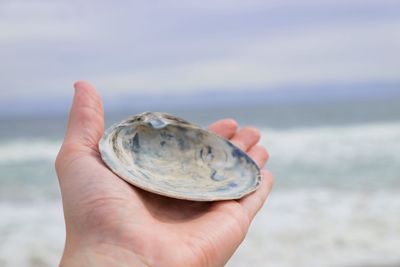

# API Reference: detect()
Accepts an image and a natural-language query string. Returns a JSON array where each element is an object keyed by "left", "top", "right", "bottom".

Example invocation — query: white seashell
[{"left": 99, "top": 112, "right": 261, "bottom": 201}]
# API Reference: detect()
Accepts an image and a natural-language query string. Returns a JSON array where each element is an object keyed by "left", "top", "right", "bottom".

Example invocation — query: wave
[
  {"left": 0, "top": 121, "right": 399, "bottom": 190},
  {"left": 1, "top": 189, "right": 400, "bottom": 267},
  {"left": 0, "top": 122, "right": 399, "bottom": 266},
  {"left": 0, "top": 139, "right": 61, "bottom": 164},
  {"left": 1, "top": 121, "right": 399, "bottom": 167},
  {"left": 230, "top": 188, "right": 400, "bottom": 267},
  {"left": 260, "top": 121, "right": 400, "bottom": 165},
  {"left": 259, "top": 122, "right": 400, "bottom": 189}
]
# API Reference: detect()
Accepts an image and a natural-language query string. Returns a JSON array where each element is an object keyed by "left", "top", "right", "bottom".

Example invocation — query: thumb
[{"left": 62, "top": 80, "right": 104, "bottom": 151}]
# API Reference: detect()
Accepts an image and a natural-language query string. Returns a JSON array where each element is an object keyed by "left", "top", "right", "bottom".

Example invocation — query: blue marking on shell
[
  {"left": 228, "top": 182, "right": 237, "bottom": 188},
  {"left": 178, "top": 138, "right": 190, "bottom": 151},
  {"left": 211, "top": 169, "right": 226, "bottom": 181},
  {"left": 231, "top": 146, "right": 246, "bottom": 159},
  {"left": 132, "top": 133, "right": 140, "bottom": 152}
]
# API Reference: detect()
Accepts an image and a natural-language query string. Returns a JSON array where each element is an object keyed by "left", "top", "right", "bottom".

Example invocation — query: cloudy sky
[{"left": 1, "top": 0, "right": 399, "bottom": 115}]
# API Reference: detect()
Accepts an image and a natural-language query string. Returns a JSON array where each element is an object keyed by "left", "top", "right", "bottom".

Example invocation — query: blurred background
[{"left": 1, "top": 1, "right": 400, "bottom": 266}]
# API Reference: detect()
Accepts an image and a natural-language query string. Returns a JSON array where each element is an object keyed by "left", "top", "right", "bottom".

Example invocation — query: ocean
[{"left": 0, "top": 99, "right": 399, "bottom": 267}]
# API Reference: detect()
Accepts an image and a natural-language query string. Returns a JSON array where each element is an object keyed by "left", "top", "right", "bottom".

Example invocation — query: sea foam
[
  {"left": 0, "top": 139, "right": 61, "bottom": 164},
  {"left": 1, "top": 189, "right": 399, "bottom": 267},
  {"left": 260, "top": 122, "right": 400, "bottom": 190},
  {"left": 0, "top": 122, "right": 399, "bottom": 266}
]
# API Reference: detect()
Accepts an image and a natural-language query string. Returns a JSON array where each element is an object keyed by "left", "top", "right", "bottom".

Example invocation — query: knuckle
[
  {"left": 262, "top": 169, "right": 275, "bottom": 186},
  {"left": 54, "top": 151, "right": 63, "bottom": 176},
  {"left": 244, "top": 127, "right": 261, "bottom": 139},
  {"left": 257, "top": 145, "right": 269, "bottom": 161},
  {"left": 54, "top": 143, "right": 88, "bottom": 175}
]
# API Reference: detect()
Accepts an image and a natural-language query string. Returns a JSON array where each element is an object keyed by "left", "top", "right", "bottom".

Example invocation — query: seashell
[{"left": 99, "top": 112, "right": 261, "bottom": 201}]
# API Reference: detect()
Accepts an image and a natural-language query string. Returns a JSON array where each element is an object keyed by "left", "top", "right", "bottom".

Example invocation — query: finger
[
  {"left": 229, "top": 127, "right": 261, "bottom": 151},
  {"left": 239, "top": 169, "right": 274, "bottom": 221},
  {"left": 63, "top": 81, "right": 104, "bottom": 150},
  {"left": 208, "top": 119, "right": 238, "bottom": 139},
  {"left": 247, "top": 145, "right": 269, "bottom": 169}
]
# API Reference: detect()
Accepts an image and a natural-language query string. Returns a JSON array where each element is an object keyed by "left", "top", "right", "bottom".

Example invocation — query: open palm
[{"left": 55, "top": 81, "right": 273, "bottom": 267}]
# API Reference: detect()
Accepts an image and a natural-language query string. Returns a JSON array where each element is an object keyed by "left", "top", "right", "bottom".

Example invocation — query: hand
[{"left": 55, "top": 81, "right": 274, "bottom": 267}]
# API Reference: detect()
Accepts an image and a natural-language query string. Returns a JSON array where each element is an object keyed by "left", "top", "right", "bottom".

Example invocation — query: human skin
[{"left": 55, "top": 81, "right": 274, "bottom": 267}]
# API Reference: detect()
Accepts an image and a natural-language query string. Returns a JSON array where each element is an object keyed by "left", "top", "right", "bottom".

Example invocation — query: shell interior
[{"left": 99, "top": 112, "right": 261, "bottom": 201}]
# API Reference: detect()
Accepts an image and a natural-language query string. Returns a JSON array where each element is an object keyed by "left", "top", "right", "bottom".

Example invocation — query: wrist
[{"left": 60, "top": 242, "right": 149, "bottom": 267}]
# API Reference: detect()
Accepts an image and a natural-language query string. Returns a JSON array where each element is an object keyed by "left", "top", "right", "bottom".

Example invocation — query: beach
[
  {"left": 0, "top": 100, "right": 399, "bottom": 267},
  {"left": 1, "top": 0, "right": 399, "bottom": 265}
]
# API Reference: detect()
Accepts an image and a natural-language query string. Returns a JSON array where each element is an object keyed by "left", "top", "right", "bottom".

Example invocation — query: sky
[{"left": 1, "top": 0, "right": 400, "bottom": 115}]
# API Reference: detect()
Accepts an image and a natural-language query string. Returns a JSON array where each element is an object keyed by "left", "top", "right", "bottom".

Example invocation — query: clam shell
[{"left": 99, "top": 112, "right": 261, "bottom": 201}]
